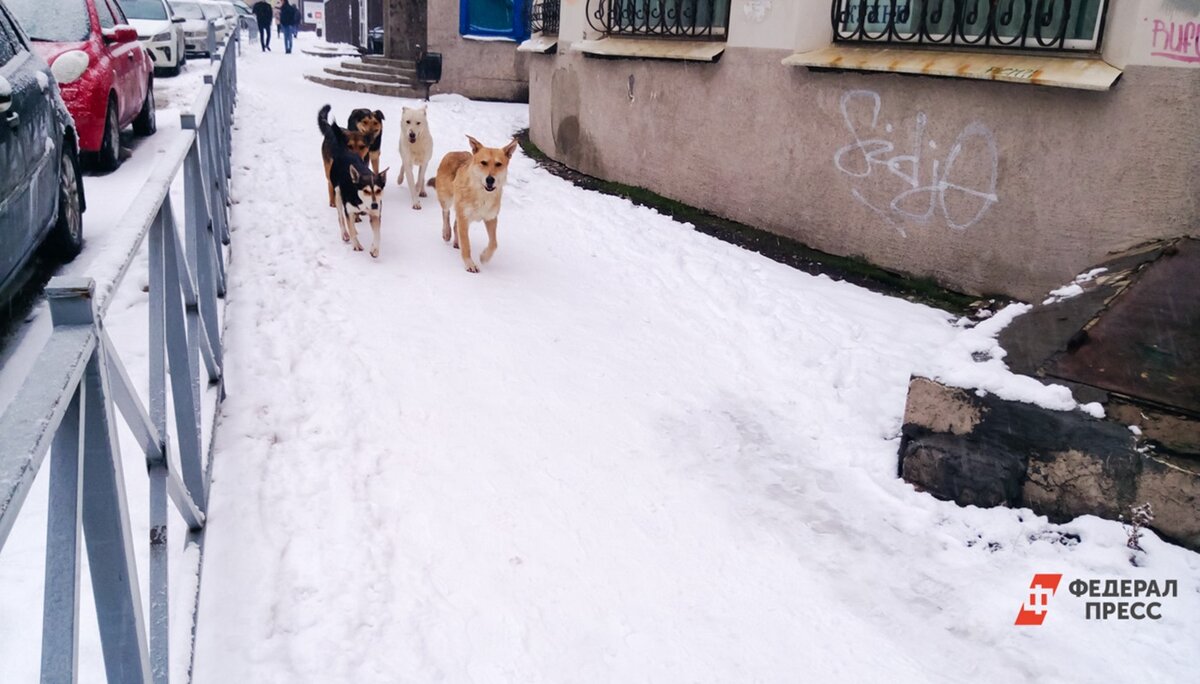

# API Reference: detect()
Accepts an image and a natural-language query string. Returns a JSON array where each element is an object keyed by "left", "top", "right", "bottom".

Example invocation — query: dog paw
[
  {"left": 341, "top": 233, "right": 350, "bottom": 242},
  {"left": 353, "top": 243, "right": 364, "bottom": 252},
  {"left": 413, "top": 203, "right": 422, "bottom": 210},
  {"left": 464, "top": 261, "right": 479, "bottom": 273},
  {"left": 370, "top": 247, "right": 379, "bottom": 258},
  {"left": 481, "top": 247, "right": 496, "bottom": 264},
  {"left": 419, "top": 190, "right": 428, "bottom": 198},
  {"left": 452, "top": 241, "right": 459, "bottom": 250}
]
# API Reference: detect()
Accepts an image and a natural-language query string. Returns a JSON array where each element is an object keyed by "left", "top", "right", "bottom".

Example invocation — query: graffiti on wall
[
  {"left": 1149, "top": 17, "right": 1200, "bottom": 63},
  {"left": 833, "top": 90, "right": 999, "bottom": 236},
  {"left": 743, "top": 0, "right": 772, "bottom": 22}
]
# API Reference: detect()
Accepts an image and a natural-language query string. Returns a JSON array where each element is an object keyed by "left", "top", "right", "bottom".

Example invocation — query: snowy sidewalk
[{"left": 191, "top": 40, "right": 1200, "bottom": 683}]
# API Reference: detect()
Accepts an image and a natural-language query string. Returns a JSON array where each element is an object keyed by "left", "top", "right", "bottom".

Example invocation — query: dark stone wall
[
  {"left": 385, "top": 0, "right": 427, "bottom": 61},
  {"left": 899, "top": 378, "right": 1200, "bottom": 551}
]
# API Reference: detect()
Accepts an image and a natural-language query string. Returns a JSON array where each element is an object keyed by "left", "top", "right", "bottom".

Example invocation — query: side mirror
[
  {"left": 103, "top": 26, "right": 140, "bottom": 44},
  {"left": 172, "top": 16, "right": 186, "bottom": 23}
]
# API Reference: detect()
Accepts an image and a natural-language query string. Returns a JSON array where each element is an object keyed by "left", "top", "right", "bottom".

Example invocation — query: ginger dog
[{"left": 430, "top": 135, "right": 518, "bottom": 273}]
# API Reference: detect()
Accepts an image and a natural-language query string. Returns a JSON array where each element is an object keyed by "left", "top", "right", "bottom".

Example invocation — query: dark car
[{"left": 0, "top": 0, "right": 86, "bottom": 300}]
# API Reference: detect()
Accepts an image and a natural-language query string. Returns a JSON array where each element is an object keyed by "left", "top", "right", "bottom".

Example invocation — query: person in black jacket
[
  {"left": 280, "top": 0, "right": 300, "bottom": 54},
  {"left": 252, "top": 0, "right": 273, "bottom": 51}
]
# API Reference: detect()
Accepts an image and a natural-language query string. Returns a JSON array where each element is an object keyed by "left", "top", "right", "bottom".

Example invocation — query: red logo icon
[{"left": 1015, "top": 573, "right": 1063, "bottom": 625}]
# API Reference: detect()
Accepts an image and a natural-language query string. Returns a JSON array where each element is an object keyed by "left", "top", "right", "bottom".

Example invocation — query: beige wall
[
  {"left": 426, "top": 0, "right": 530, "bottom": 101},
  {"left": 525, "top": 0, "right": 1200, "bottom": 300}
]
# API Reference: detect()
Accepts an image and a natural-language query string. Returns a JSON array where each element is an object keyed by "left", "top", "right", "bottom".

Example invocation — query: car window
[
  {"left": 6, "top": 0, "right": 92, "bottom": 41},
  {"left": 0, "top": 10, "right": 19, "bottom": 65},
  {"left": 173, "top": 3, "right": 204, "bottom": 20},
  {"left": 123, "top": 0, "right": 170, "bottom": 20},
  {"left": 111, "top": 0, "right": 131, "bottom": 23},
  {"left": 97, "top": 0, "right": 119, "bottom": 29}
]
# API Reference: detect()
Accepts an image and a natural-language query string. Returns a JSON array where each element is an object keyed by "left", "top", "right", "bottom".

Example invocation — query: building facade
[{"left": 524, "top": 0, "right": 1200, "bottom": 300}]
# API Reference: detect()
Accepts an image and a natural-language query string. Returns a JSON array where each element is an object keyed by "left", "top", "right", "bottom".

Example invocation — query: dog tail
[{"left": 317, "top": 104, "right": 332, "bottom": 135}]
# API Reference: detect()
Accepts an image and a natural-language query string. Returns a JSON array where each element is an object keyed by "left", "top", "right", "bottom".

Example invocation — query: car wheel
[
  {"left": 47, "top": 143, "right": 84, "bottom": 260},
  {"left": 92, "top": 102, "right": 122, "bottom": 172},
  {"left": 134, "top": 82, "right": 157, "bottom": 136}
]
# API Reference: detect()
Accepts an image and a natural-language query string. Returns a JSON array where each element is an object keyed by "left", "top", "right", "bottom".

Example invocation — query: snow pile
[
  {"left": 1042, "top": 266, "right": 1109, "bottom": 305},
  {"left": 181, "top": 45, "right": 1200, "bottom": 683}
]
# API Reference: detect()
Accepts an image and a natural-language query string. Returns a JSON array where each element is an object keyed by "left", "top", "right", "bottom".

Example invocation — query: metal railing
[
  {"left": 587, "top": 0, "right": 732, "bottom": 39},
  {"left": 529, "top": 0, "right": 561, "bottom": 36},
  {"left": 0, "top": 20, "right": 238, "bottom": 684},
  {"left": 830, "top": 0, "right": 1109, "bottom": 51}
]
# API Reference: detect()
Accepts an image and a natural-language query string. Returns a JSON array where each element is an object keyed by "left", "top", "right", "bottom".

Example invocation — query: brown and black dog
[
  {"left": 319, "top": 105, "right": 373, "bottom": 208},
  {"left": 347, "top": 108, "right": 385, "bottom": 174}
]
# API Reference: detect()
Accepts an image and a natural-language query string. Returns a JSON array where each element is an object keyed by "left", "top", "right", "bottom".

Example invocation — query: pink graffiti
[{"left": 1151, "top": 19, "right": 1200, "bottom": 64}]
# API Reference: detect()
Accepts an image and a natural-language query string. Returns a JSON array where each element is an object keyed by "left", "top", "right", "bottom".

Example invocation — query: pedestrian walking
[
  {"left": 280, "top": 0, "right": 301, "bottom": 54},
  {"left": 252, "top": 0, "right": 273, "bottom": 51}
]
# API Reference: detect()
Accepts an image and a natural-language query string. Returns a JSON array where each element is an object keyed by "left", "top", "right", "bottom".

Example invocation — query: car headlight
[
  {"left": 51, "top": 50, "right": 90, "bottom": 85},
  {"left": 152, "top": 32, "right": 172, "bottom": 42}
]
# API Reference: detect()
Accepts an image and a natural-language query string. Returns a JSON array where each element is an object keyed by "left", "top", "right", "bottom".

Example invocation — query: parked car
[
  {"left": 174, "top": 0, "right": 226, "bottom": 56},
  {"left": 120, "top": 0, "right": 186, "bottom": 76},
  {"left": 0, "top": 0, "right": 86, "bottom": 299},
  {"left": 7, "top": 0, "right": 156, "bottom": 171}
]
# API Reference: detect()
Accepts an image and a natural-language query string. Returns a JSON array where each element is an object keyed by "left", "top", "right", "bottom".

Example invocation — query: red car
[{"left": 8, "top": 0, "right": 156, "bottom": 170}]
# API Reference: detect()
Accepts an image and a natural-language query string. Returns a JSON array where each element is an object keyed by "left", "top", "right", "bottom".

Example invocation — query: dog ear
[
  {"left": 348, "top": 165, "right": 360, "bottom": 183},
  {"left": 466, "top": 135, "right": 483, "bottom": 154},
  {"left": 503, "top": 139, "right": 519, "bottom": 159},
  {"left": 377, "top": 168, "right": 389, "bottom": 186},
  {"left": 375, "top": 110, "right": 385, "bottom": 121}
]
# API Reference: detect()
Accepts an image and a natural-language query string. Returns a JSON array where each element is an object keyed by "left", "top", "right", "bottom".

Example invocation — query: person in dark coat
[
  {"left": 280, "top": 0, "right": 300, "bottom": 54},
  {"left": 252, "top": 0, "right": 273, "bottom": 51}
]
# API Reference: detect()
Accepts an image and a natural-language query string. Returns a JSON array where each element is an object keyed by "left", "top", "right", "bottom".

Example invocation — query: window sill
[
  {"left": 518, "top": 34, "right": 558, "bottom": 54},
  {"left": 462, "top": 34, "right": 519, "bottom": 43},
  {"left": 572, "top": 37, "right": 725, "bottom": 62},
  {"left": 783, "top": 45, "right": 1122, "bottom": 91}
]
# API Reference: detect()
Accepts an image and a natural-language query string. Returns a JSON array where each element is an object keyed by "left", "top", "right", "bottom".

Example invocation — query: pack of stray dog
[{"left": 317, "top": 102, "right": 517, "bottom": 271}]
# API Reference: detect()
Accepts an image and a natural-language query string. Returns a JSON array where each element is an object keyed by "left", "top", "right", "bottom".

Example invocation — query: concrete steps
[
  {"left": 303, "top": 57, "right": 424, "bottom": 99},
  {"left": 303, "top": 72, "right": 424, "bottom": 99}
]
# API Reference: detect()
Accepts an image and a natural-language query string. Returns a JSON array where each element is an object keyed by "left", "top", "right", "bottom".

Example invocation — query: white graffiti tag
[{"left": 833, "top": 90, "right": 999, "bottom": 236}]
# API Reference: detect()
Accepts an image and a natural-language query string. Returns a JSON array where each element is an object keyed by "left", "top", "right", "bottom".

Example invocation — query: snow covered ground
[
  {"left": 0, "top": 34, "right": 1197, "bottom": 684},
  {"left": 184, "top": 36, "right": 1200, "bottom": 684}
]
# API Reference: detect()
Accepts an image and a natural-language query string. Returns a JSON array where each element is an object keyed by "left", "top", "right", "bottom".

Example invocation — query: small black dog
[{"left": 318, "top": 105, "right": 389, "bottom": 258}]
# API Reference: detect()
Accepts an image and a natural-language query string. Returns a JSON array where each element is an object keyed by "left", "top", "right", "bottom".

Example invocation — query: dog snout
[
  {"left": 485, "top": 176, "right": 495, "bottom": 187},
  {"left": 371, "top": 202, "right": 379, "bottom": 210}
]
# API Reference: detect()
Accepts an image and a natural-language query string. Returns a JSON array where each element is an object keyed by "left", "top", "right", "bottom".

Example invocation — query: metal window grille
[
  {"left": 831, "top": 0, "right": 1109, "bottom": 52},
  {"left": 529, "top": 0, "right": 561, "bottom": 35},
  {"left": 587, "top": 0, "right": 732, "bottom": 39}
]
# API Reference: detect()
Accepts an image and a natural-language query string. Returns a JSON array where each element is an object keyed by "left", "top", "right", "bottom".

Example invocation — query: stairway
[{"left": 304, "top": 56, "right": 426, "bottom": 98}]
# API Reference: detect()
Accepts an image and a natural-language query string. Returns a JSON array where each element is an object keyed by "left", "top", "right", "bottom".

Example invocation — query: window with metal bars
[
  {"left": 528, "top": 0, "right": 561, "bottom": 35},
  {"left": 831, "top": 0, "right": 1109, "bottom": 52},
  {"left": 586, "top": 0, "right": 732, "bottom": 39}
]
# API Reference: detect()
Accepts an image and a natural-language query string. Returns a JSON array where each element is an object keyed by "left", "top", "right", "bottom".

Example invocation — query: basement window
[
  {"left": 831, "top": 0, "right": 1110, "bottom": 52},
  {"left": 461, "top": 0, "right": 531, "bottom": 42}
]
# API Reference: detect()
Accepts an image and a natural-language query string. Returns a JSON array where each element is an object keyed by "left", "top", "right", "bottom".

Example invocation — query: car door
[
  {"left": 109, "top": 0, "right": 148, "bottom": 115},
  {"left": 0, "top": 7, "right": 53, "bottom": 287},
  {"left": 96, "top": 0, "right": 139, "bottom": 123}
]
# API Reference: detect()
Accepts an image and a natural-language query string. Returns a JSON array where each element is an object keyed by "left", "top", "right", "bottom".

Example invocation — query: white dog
[{"left": 398, "top": 106, "right": 433, "bottom": 209}]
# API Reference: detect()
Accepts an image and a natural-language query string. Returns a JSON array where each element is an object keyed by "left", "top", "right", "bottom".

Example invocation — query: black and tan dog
[
  {"left": 319, "top": 105, "right": 373, "bottom": 208},
  {"left": 347, "top": 108, "right": 385, "bottom": 175},
  {"left": 318, "top": 105, "right": 389, "bottom": 257}
]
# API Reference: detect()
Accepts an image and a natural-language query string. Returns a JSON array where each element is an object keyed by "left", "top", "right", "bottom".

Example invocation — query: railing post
[
  {"left": 47, "top": 278, "right": 152, "bottom": 684},
  {"left": 207, "top": 20, "right": 217, "bottom": 61},
  {"left": 40, "top": 383, "right": 85, "bottom": 684},
  {"left": 147, "top": 203, "right": 171, "bottom": 684}
]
